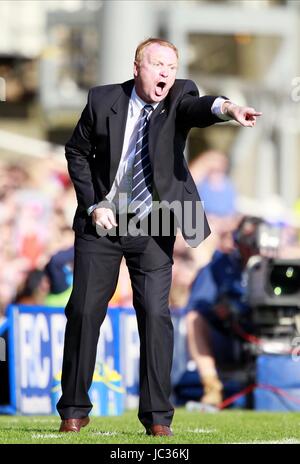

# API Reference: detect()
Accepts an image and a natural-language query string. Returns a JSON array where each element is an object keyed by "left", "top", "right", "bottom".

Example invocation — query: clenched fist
[{"left": 92, "top": 207, "right": 118, "bottom": 230}]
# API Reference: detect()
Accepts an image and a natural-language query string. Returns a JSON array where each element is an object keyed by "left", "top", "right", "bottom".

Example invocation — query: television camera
[{"left": 242, "top": 220, "right": 300, "bottom": 353}]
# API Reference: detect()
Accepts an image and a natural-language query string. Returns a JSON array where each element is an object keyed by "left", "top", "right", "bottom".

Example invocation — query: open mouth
[{"left": 155, "top": 81, "right": 166, "bottom": 96}]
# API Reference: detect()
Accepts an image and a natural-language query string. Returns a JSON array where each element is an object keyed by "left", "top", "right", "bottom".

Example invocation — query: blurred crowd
[
  {"left": 1, "top": 148, "right": 300, "bottom": 321},
  {"left": 0, "top": 156, "right": 75, "bottom": 315},
  {"left": 2, "top": 147, "right": 300, "bottom": 407}
]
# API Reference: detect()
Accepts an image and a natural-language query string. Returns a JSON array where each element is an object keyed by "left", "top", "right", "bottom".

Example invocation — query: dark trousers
[{"left": 56, "top": 218, "right": 176, "bottom": 428}]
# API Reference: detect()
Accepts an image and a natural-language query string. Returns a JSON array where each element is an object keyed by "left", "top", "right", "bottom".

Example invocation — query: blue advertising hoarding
[
  {"left": 0, "top": 305, "right": 187, "bottom": 415},
  {"left": 1, "top": 305, "right": 123, "bottom": 415}
]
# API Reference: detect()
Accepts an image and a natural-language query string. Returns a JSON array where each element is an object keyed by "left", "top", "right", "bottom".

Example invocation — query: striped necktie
[{"left": 130, "top": 104, "right": 154, "bottom": 219}]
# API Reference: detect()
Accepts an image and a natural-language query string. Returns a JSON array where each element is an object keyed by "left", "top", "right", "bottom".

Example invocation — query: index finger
[{"left": 246, "top": 109, "right": 262, "bottom": 116}]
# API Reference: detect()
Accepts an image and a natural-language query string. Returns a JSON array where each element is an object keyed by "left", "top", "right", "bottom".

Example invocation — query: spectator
[
  {"left": 169, "top": 233, "right": 198, "bottom": 309},
  {"left": 195, "top": 150, "right": 237, "bottom": 217},
  {"left": 185, "top": 216, "right": 262, "bottom": 407},
  {"left": 44, "top": 246, "right": 74, "bottom": 307},
  {"left": 13, "top": 269, "right": 50, "bottom": 306},
  {"left": 188, "top": 151, "right": 239, "bottom": 272},
  {"left": 0, "top": 159, "right": 74, "bottom": 315}
]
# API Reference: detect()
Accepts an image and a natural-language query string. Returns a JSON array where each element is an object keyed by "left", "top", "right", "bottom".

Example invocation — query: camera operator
[{"left": 185, "top": 216, "right": 262, "bottom": 407}]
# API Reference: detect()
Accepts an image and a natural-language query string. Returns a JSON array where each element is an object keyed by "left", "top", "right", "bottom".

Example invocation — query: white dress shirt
[{"left": 105, "top": 88, "right": 158, "bottom": 214}]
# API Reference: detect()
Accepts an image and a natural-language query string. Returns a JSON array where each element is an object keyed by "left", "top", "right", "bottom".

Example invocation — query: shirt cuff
[
  {"left": 211, "top": 97, "right": 232, "bottom": 121},
  {"left": 87, "top": 203, "right": 99, "bottom": 215}
]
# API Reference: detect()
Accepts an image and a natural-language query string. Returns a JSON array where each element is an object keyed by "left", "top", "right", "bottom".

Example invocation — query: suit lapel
[
  {"left": 149, "top": 100, "right": 168, "bottom": 164},
  {"left": 109, "top": 81, "right": 133, "bottom": 186}
]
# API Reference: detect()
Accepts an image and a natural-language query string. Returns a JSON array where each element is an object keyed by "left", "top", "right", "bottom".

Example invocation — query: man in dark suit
[{"left": 57, "top": 38, "right": 261, "bottom": 436}]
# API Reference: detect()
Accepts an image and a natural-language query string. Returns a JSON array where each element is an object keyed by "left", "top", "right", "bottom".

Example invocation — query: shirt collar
[{"left": 130, "top": 87, "right": 159, "bottom": 117}]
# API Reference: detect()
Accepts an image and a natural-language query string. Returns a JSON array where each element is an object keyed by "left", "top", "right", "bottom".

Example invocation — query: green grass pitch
[{"left": 1, "top": 409, "right": 300, "bottom": 444}]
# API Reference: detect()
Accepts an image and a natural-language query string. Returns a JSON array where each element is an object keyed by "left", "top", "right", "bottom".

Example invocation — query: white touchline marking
[
  {"left": 231, "top": 438, "right": 300, "bottom": 444},
  {"left": 92, "top": 431, "right": 118, "bottom": 436},
  {"left": 31, "top": 419, "right": 57, "bottom": 423},
  {"left": 187, "top": 428, "right": 217, "bottom": 434},
  {"left": 31, "top": 434, "right": 65, "bottom": 439}
]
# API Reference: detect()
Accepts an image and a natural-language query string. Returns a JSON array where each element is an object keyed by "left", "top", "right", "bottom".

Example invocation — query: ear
[{"left": 133, "top": 61, "right": 139, "bottom": 78}]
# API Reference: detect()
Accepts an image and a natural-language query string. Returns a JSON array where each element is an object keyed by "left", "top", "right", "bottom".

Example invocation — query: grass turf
[{"left": 1, "top": 409, "right": 300, "bottom": 444}]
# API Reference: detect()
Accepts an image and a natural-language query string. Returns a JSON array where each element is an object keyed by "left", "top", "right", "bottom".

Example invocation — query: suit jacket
[{"left": 65, "top": 78, "right": 224, "bottom": 247}]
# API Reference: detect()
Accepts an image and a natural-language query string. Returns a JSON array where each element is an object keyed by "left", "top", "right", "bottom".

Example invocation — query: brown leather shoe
[
  {"left": 59, "top": 417, "right": 90, "bottom": 433},
  {"left": 146, "top": 425, "right": 173, "bottom": 437}
]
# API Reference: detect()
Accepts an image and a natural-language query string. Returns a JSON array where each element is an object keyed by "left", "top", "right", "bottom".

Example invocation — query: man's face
[
  {"left": 134, "top": 43, "right": 178, "bottom": 103},
  {"left": 219, "top": 230, "right": 236, "bottom": 255}
]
